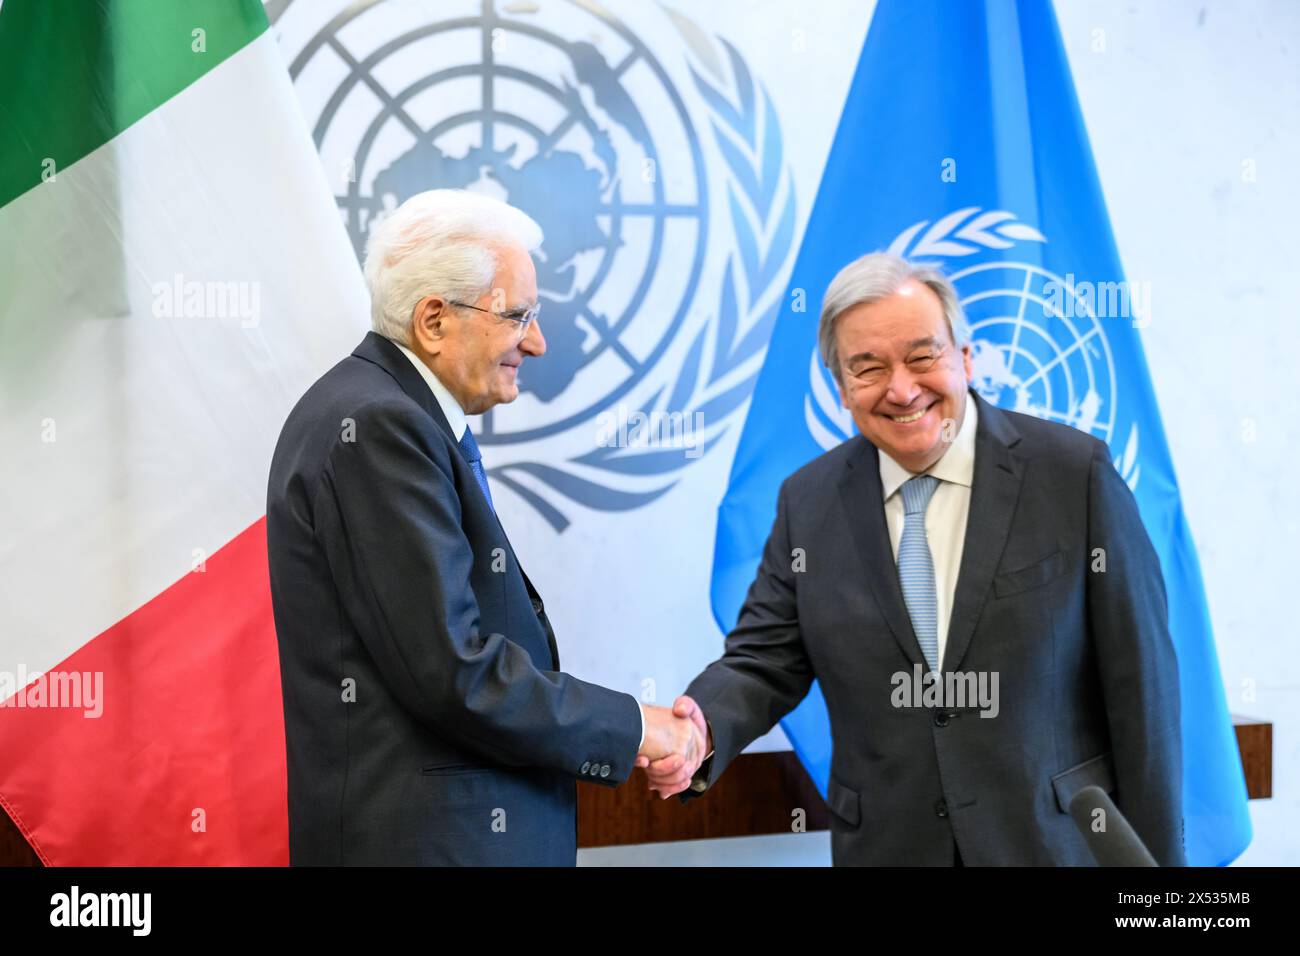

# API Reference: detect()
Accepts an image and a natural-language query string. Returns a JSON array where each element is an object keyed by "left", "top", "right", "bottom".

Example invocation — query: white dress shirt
[
  {"left": 878, "top": 398, "right": 979, "bottom": 671},
  {"left": 394, "top": 342, "right": 468, "bottom": 441},
  {"left": 394, "top": 341, "right": 646, "bottom": 749}
]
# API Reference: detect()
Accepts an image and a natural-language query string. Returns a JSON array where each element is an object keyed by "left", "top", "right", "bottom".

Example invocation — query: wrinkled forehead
[{"left": 836, "top": 286, "right": 952, "bottom": 350}]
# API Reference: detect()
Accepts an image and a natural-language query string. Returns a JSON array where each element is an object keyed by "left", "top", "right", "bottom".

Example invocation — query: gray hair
[
  {"left": 362, "top": 189, "right": 544, "bottom": 345},
  {"left": 818, "top": 252, "right": 970, "bottom": 379}
]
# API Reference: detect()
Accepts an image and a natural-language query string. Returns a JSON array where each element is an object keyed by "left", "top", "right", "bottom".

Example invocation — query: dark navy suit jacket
[
  {"left": 267, "top": 332, "right": 641, "bottom": 865},
  {"left": 684, "top": 392, "right": 1185, "bottom": 866}
]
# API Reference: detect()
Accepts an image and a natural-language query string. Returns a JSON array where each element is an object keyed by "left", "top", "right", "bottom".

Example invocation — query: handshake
[{"left": 634, "top": 696, "right": 712, "bottom": 798}]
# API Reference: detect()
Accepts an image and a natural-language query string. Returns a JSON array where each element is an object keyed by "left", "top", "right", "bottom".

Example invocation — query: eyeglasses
[
  {"left": 447, "top": 299, "right": 541, "bottom": 338},
  {"left": 844, "top": 344, "right": 948, "bottom": 388}
]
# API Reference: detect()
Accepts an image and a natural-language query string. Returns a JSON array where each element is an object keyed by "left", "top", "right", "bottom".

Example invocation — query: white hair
[
  {"left": 818, "top": 252, "right": 971, "bottom": 379},
  {"left": 362, "top": 189, "right": 544, "bottom": 345}
]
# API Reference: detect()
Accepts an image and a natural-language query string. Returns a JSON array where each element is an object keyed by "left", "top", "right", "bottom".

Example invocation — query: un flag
[{"left": 710, "top": 0, "right": 1251, "bottom": 866}]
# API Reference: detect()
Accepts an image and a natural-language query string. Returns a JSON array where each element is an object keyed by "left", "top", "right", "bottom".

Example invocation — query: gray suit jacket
[{"left": 684, "top": 391, "right": 1185, "bottom": 866}]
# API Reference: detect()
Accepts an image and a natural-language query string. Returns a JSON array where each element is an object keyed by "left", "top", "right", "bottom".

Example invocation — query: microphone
[{"left": 1068, "top": 785, "right": 1158, "bottom": 866}]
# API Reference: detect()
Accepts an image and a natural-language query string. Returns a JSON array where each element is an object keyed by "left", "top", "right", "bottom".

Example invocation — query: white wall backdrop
[{"left": 1054, "top": 0, "right": 1298, "bottom": 868}]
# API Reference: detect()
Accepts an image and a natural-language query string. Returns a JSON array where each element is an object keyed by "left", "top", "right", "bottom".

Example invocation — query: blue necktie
[
  {"left": 458, "top": 428, "right": 495, "bottom": 514},
  {"left": 898, "top": 474, "right": 940, "bottom": 671}
]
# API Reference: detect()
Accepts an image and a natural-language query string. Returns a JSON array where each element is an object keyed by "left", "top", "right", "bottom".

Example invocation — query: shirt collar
[
  {"left": 394, "top": 342, "right": 468, "bottom": 441},
  {"left": 878, "top": 394, "right": 979, "bottom": 500}
]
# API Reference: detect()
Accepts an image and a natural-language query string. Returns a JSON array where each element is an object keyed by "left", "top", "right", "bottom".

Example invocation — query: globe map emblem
[
  {"left": 954, "top": 261, "right": 1117, "bottom": 442},
  {"left": 290, "top": 0, "right": 710, "bottom": 444}
]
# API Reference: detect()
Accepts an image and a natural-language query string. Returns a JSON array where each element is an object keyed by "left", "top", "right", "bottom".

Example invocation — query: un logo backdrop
[{"left": 270, "top": 0, "right": 873, "bottom": 712}]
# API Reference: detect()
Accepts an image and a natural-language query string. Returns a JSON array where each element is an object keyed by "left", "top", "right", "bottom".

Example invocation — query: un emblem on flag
[
  {"left": 280, "top": 0, "right": 797, "bottom": 529},
  {"left": 806, "top": 207, "right": 1140, "bottom": 490}
]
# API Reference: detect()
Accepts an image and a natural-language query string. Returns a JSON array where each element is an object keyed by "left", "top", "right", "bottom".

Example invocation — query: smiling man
[
  {"left": 646, "top": 252, "right": 1186, "bottom": 867},
  {"left": 266, "top": 189, "right": 702, "bottom": 865}
]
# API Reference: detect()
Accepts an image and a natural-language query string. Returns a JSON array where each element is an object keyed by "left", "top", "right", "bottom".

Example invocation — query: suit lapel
[
  {"left": 942, "top": 392, "right": 1025, "bottom": 672},
  {"left": 837, "top": 391, "right": 1025, "bottom": 673},
  {"left": 352, "top": 332, "right": 560, "bottom": 670},
  {"left": 837, "top": 437, "right": 927, "bottom": 669}
]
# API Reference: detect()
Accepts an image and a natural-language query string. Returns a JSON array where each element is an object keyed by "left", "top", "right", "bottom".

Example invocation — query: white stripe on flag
[{"left": 0, "top": 31, "right": 368, "bottom": 677}]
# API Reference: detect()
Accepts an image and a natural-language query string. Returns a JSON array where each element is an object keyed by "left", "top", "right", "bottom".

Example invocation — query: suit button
[
  {"left": 530, "top": 598, "right": 543, "bottom": 614},
  {"left": 935, "top": 800, "right": 949, "bottom": 818},
  {"left": 933, "top": 711, "right": 949, "bottom": 728},
  {"left": 589, "top": 764, "right": 600, "bottom": 776},
  {"left": 599, "top": 764, "right": 611, "bottom": 778},
  {"left": 580, "top": 761, "right": 591, "bottom": 774}
]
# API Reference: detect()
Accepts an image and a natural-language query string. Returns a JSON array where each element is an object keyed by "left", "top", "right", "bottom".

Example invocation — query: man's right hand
[
  {"left": 635, "top": 696, "right": 711, "bottom": 798},
  {"left": 635, "top": 703, "right": 703, "bottom": 785}
]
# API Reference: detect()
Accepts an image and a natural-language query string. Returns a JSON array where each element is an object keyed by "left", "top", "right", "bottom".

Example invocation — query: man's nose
[
  {"left": 520, "top": 317, "right": 546, "bottom": 356},
  {"left": 883, "top": 363, "right": 921, "bottom": 406}
]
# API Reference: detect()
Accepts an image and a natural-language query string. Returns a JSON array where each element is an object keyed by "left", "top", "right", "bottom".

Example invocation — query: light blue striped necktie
[{"left": 898, "top": 474, "right": 941, "bottom": 671}]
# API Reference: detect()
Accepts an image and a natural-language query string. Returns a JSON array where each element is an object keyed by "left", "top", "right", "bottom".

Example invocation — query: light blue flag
[{"left": 710, "top": 0, "right": 1251, "bottom": 866}]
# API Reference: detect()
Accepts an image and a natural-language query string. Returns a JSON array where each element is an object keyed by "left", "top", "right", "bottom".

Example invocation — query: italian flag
[{"left": 0, "top": 0, "right": 366, "bottom": 863}]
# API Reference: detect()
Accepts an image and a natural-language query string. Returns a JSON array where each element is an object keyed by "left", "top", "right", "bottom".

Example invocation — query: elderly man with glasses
[{"left": 267, "top": 189, "right": 702, "bottom": 866}]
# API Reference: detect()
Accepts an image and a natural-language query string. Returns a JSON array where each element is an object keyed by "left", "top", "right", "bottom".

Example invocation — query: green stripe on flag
[{"left": 0, "top": 0, "right": 268, "bottom": 210}]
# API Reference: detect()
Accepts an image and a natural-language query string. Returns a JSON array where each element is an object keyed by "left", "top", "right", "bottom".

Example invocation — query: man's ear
[
  {"left": 960, "top": 343, "right": 974, "bottom": 382},
  {"left": 410, "top": 295, "right": 448, "bottom": 353}
]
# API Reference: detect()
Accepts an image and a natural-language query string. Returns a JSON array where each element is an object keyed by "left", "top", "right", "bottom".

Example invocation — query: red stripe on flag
[{"left": 0, "top": 518, "right": 287, "bottom": 865}]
